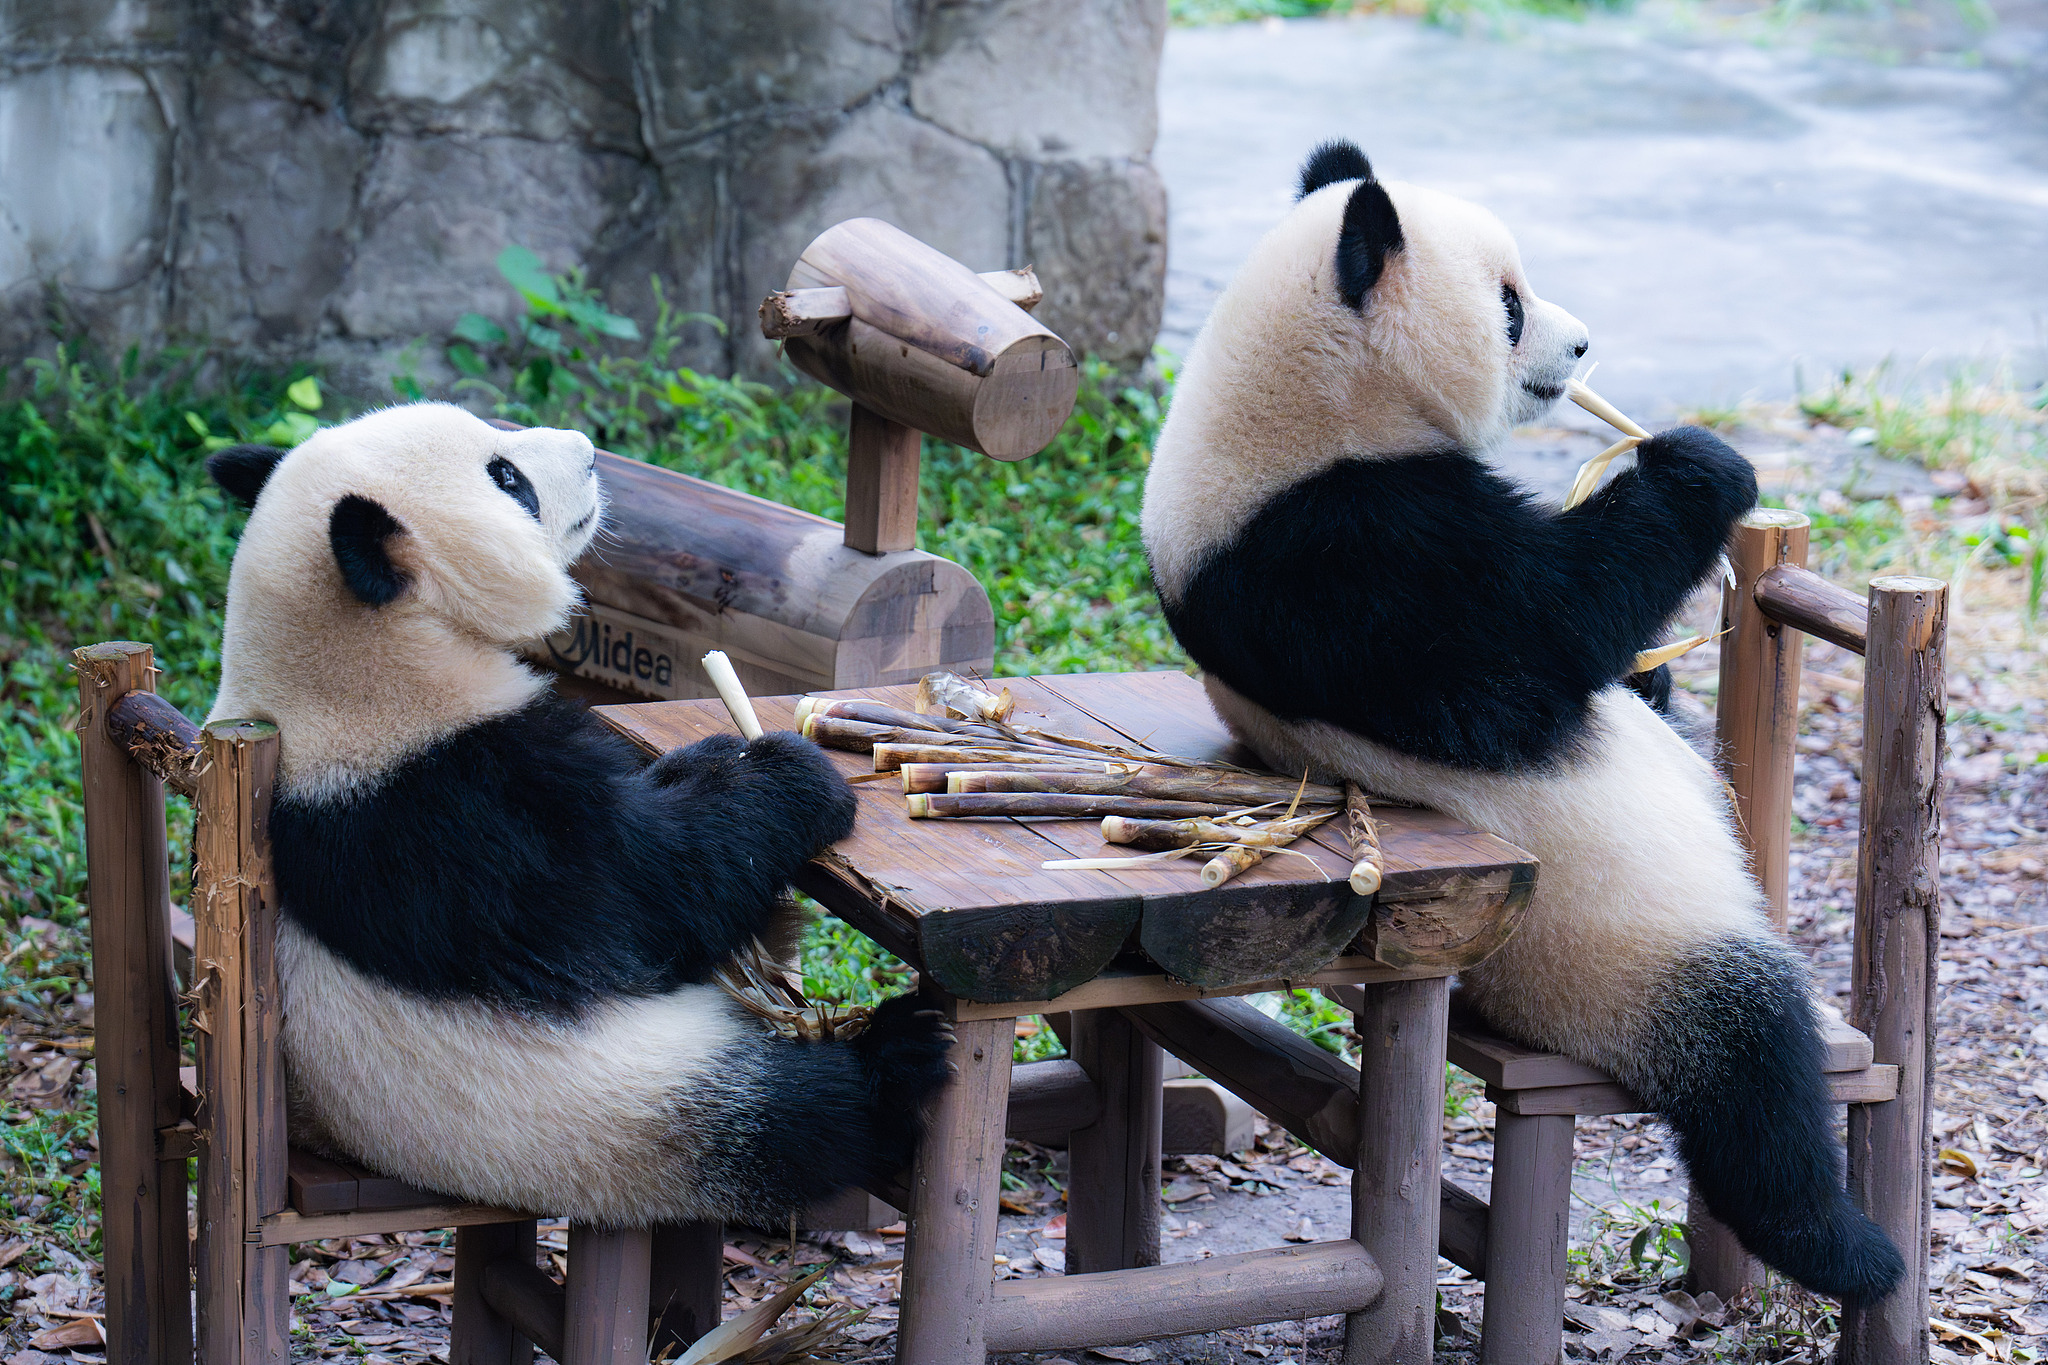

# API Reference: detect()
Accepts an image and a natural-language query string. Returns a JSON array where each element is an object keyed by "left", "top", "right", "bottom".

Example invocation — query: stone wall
[{"left": 0, "top": 0, "right": 1167, "bottom": 391}]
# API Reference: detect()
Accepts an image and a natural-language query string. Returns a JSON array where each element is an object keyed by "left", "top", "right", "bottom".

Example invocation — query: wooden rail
[{"left": 1756, "top": 562, "right": 1871, "bottom": 655}]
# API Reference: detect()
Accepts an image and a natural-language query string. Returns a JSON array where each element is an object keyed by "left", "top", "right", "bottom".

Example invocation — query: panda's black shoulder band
[
  {"left": 1296, "top": 139, "right": 1374, "bottom": 200},
  {"left": 1336, "top": 179, "right": 1404, "bottom": 310}
]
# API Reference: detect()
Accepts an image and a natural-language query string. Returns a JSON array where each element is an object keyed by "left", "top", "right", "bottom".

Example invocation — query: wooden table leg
[
  {"left": 453, "top": 1221, "right": 537, "bottom": 1365},
  {"left": 1480, "top": 1111, "right": 1573, "bottom": 1365},
  {"left": 1344, "top": 976, "right": 1449, "bottom": 1365},
  {"left": 565, "top": 1224, "right": 651, "bottom": 1365},
  {"left": 900, "top": 1017, "right": 1013, "bottom": 1365},
  {"left": 648, "top": 1220, "right": 723, "bottom": 1357},
  {"left": 1068, "top": 1009, "right": 1164, "bottom": 1275}
]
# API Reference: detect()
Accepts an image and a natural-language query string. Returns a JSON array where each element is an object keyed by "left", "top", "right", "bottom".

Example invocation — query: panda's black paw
[
  {"left": 738, "top": 731, "right": 859, "bottom": 847},
  {"left": 1635, "top": 425, "right": 1759, "bottom": 522},
  {"left": 854, "top": 993, "right": 956, "bottom": 1117},
  {"left": 646, "top": 733, "right": 747, "bottom": 789}
]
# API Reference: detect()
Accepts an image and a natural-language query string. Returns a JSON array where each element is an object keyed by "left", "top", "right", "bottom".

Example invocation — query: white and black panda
[
  {"left": 203, "top": 402, "right": 953, "bottom": 1226},
  {"left": 1142, "top": 141, "right": 1904, "bottom": 1303}
]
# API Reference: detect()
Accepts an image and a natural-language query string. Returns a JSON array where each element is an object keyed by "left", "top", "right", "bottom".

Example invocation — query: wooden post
[
  {"left": 647, "top": 1221, "right": 724, "bottom": 1356},
  {"left": 73, "top": 642, "right": 192, "bottom": 1365},
  {"left": 843, "top": 403, "right": 920, "bottom": 555},
  {"left": 1065, "top": 1009, "right": 1164, "bottom": 1275},
  {"left": 453, "top": 1221, "right": 537, "bottom": 1365},
  {"left": 898, "top": 1017, "right": 1011, "bottom": 1365},
  {"left": 1693, "top": 509, "right": 1809, "bottom": 1300},
  {"left": 1841, "top": 576, "right": 1945, "bottom": 1365},
  {"left": 1479, "top": 1111, "right": 1574, "bottom": 1365},
  {"left": 193, "top": 720, "right": 290, "bottom": 1365},
  {"left": 1344, "top": 976, "right": 1448, "bottom": 1365},
  {"left": 564, "top": 1225, "right": 652, "bottom": 1365}
]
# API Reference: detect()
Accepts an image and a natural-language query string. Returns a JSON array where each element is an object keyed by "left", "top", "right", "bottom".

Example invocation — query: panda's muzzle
[{"left": 1522, "top": 381, "right": 1565, "bottom": 402}]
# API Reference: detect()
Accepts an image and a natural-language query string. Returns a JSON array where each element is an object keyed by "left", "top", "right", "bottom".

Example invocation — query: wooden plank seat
[{"left": 597, "top": 671, "right": 1543, "bottom": 1364}]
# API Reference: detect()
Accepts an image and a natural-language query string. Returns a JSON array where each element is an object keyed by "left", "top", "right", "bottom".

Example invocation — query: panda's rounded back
[{"left": 209, "top": 402, "right": 603, "bottom": 800}]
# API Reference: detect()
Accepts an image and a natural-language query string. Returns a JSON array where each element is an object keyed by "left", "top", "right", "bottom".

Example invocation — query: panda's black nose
[{"left": 1572, "top": 340, "right": 1588, "bottom": 358}]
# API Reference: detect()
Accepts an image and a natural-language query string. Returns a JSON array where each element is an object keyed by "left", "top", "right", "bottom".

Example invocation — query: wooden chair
[
  {"left": 75, "top": 641, "right": 728, "bottom": 1365},
  {"left": 1397, "top": 511, "right": 1945, "bottom": 1365}
]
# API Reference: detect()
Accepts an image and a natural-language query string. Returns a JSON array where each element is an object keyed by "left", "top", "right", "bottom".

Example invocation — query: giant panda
[
  {"left": 1141, "top": 141, "right": 1904, "bottom": 1303},
  {"left": 202, "top": 402, "right": 953, "bottom": 1226}
]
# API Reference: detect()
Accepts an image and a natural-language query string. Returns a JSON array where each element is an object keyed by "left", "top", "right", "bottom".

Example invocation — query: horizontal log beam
[
  {"left": 259, "top": 1203, "right": 531, "bottom": 1247},
  {"left": 1006, "top": 1059, "right": 1100, "bottom": 1135},
  {"left": 759, "top": 269, "right": 1044, "bottom": 339},
  {"left": 982, "top": 1240, "right": 1382, "bottom": 1352},
  {"left": 1439, "top": 1180, "right": 1489, "bottom": 1277},
  {"left": 1755, "top": 564, "right": 1868, "bottom": 655},
  {"left": 105, "top": 690, "right": 202, "bottom": 797},
  {"left": 480, "top": 1257, "right": 566, "bottom": 1363}
]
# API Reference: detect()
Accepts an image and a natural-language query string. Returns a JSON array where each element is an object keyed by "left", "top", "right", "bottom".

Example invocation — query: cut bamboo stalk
[
  {"left": 1344, "top": 784, "right": 1384, "bottom": 897},
  {"left": 799, "top": 698, "right": 973, "bottom": 735},
  {"left": 907, "top": 793, "right": 1245, "bottom": 821},
  {"left": 1198, "top": 815, "right": 1333, "bottom": 888},
  {"left": 901, "top": 762, "right": 1100, "bottom": 793},
  {"left": 805, "top": 716, "right": 1018, "bottom": 753},
  {"left": 955, "top": 769, "right": 1338, "bottom": 805},
  {"left": 699, "top": 651, "right": 763, "bottom": 741},
  {"left": 1102, "top": 814, "right": 1330, "bottom": 852},
  {"left": 875, "top": 743, "right": 1096, "bottom": 772}
]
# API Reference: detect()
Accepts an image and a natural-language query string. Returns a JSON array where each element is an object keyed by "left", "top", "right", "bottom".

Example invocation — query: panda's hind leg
[{"left": 1624, "top": 934, "right": 1905, "bottom": 1304}]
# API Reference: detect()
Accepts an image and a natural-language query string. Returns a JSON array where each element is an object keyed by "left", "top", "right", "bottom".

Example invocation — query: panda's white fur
[
  {"left": 206, "top": 402, "right": 951, "bottom": 1226},
  {"left": 1142, "top": 143, "right": 1902, "bottom": 1302}
]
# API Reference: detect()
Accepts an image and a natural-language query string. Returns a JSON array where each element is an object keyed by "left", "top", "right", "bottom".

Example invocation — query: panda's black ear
[
  {"left": 1335, "top": 178, "right": 1405, "bottom": 311},
  {"left": 1297, "top": 139, "right": 1374, "bottom": 200},
  {"left": 206, "top": 444, "right": 287, "bottom": 509},
  {"left": 329, "top": 495, "right": 410, "bottom": 607}
]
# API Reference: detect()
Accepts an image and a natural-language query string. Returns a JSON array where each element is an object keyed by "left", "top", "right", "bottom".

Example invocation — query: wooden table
[{"left": 598, "top": 671, "right": 1537, "bottom": 1365}]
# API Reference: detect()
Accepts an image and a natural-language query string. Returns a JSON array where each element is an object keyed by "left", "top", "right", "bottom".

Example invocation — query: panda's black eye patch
[
  {"left": 487, "top": 456, "right": 541, "bottom": 522},
  {"left": 1503, "top": 283, "right": 1526, "bottom": 348}
]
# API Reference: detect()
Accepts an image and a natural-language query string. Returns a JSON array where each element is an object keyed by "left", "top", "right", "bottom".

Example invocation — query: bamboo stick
[
  {"left": 953, "top": 769, "right": 1341, "bottom": 806},
  {"left": 800, "top": 697, "right": 1003, "bottom": 736},
  {"left": 875, "top": 743, "right": 1097, "bottom": 772},
  {"left": 1565, "top": 377, "right": 1650, "bottom": 440},
  {"left": 906, "top": 793, "right": 1245, "bottom": 820},
  {"left": 700, "top": 652, "right": 763, "bottom": 741},
  {"left": 1101, "top": 815, "right": 1331, "bottom": 852},
  {"left": 805, "top": 715, "right": 1002, "bottom": 753},
  {"left": 1198, "top": 816, "right": 1332, "bottom": 889},
  {"left": 1344, "top": 784, "right": 1384, "bottom": 896},
  {"left": 902, "top": 762, "right": 1102, "bottom": 793}
]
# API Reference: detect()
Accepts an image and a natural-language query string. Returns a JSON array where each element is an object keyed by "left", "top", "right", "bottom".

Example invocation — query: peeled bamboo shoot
[
  {"left": 953, "top": 769, "right": 1339, "bottom": 805},
  {"left": 907, "top": 793, "right": 1243, "bottom": 820}
]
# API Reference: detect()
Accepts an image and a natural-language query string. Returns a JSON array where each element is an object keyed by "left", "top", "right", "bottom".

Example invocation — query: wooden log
[
  {"left": 260, "top": 1205, "right": 534, "bottom": 1246},
  {"left": 1005, "top": 1059, "right": 1101, "bottom": 1135},
  {"left": 844, "top": 404, "right": 922, "bottom": 555},
  {"left": 898, "top": 1018, "right": 1011, "bottom": 1365},
  {"left": 193, "top": 719, "right": 290, "bottom": 1365},
  {"left": 1438, "top": 1180, "right": 1489, "bottom": 1278},
  {"left": 1344, "top": 976, "right": 1449, "bottom": 1365},
  {"left": 1357, "top": 861, "right": 1536, "bottom": 973},
  {"left": 1755, "top": 562, "right": 1871, "bottom": 655},
  {"left": 647, "top": 1221, "right": 723, "bottom": 1357},
  {"left": 1479, "top": 1111, "right": 1574, "bottom": 1365},
  {"left": 72, "top": 644, "right": 192, "bottom": 1365},
  {"left": 480, "top": 1257, "right": 566, "bottom": 1364},
  {"left": 959, "top": 769, "right": 1343, "bottom": 806},
  {"left": 1065, "top": 1011, "right": 1164, "bottom": 1275},
  {"left": 907, "top": 792, "right": 1240, "bottom": 820},
  {"left": 564, "top": 1225, "right": 651, "bottom": 1365},
  {"left": 981, "top": 1241, "right": 1385, "bottom": 1353},
  {"left": 778, "top": 219, "right": 1078, "bottom": 461},
  {"left": 452, "top": 1221, "right": 537, "bottom": 1365},
  {"left": 758, "top": 267, "right": 1044, "bottom": 338},
  {"left": 1138, "top": 881, "right": 1372, "bottom": 989},
  {"left": 541, "top": 449, "right": 994, "bottom": 704},
  {"left": 1842, "top": 576, "right": 1946, "bottom": 1365},
  {"left": 1694, "top": 510, "right": 1810, "bottom": 1299},
  {"left": 104, "top": 686, "right": 203, "bottom": 798}
]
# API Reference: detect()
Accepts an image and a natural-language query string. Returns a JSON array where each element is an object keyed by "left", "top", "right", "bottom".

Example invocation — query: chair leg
[
  {"left": 1067, "top": 1009, "right": 1164, "bottom": 1274},
  {"left": 1480, "top": 1111, "right": 1574, "bottom": 1365},
  {"left": 898, "top": 1016, "right": 1012, "bottom": 1365},
  {"left": 648, "top": 1220, "right": 724, "bottom": 1357},
  {"left": 565, "top": 1224, "right": 652, "bottom": 1365},
  {"left": 1343, "top": 976, "right": 1449, "bottom": 1365},
  {"left": 453, "top": 1221, "right": 537, "bottom": 1365}
]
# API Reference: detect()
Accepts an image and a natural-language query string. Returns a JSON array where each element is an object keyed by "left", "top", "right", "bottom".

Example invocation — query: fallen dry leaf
[{"left": 28, "top": 1318, "right": 102, "bottom": 1351}]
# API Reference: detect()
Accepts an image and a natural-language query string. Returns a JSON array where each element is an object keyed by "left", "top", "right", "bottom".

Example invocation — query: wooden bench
[{"left": 597, "top": 668, "right": 1539, "bottom": 1365}]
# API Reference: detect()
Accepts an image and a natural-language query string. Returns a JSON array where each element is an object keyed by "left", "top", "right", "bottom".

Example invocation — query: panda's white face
[
  {"left": 1144, "top": 166, "right": 1591, "bottom": 595},
  {"left": 210, "top": 402, "right": 605, "bottom": 792}
]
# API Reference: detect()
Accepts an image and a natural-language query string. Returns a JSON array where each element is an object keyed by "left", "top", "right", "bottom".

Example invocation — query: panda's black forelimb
[
  {"left": 1160, "top": 425, "right": 1756, "bottom": 772},
  {"left": 1622, "top": 936, "right": 1905, "bottom": 1304},
  {"left": 1624, "top": 663, "right": 1673, "bottom": 713},
  {"left": 271, "top": 694, "right": 857, "bottom": 1015}
]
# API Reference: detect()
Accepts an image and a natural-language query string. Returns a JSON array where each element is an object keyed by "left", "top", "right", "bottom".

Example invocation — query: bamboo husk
[
  {"left": 902, "top": 761, "right": 1103, "bottom": 793},
  {"left": 1632, "top": 633, "right": 1708, "bottom": 673},
  {"left": 1562, "top": 435, "right": 1643, "bottom": 511},
  {"left": 1102, "top": 813, "right": 1332, "bottom": 852},
  {"left": 906, "top": 792, "right": 1244, "bottom": 820},
  {"left": 1344, "top": 783, "right": 1384, "bottom": 896},
  {"left": 701, "top": 651, "right": 764, "bottom": 741},
  {"left": 1561, "top": 378, "right": 1654, "bottom": 511},
  {"left": 674, "top": 1265, "right": 847, "bottom": 1365},
  {"left": 713, "top": 939, "right": 870, "bottom": 1042},
  {"left": 914, "top": 670, "right": 1014, "bottom": 722},
  {"left": 953, "top": 769, "right": 1342, "bottom": 805},
  {"left": 875, "top": 743, "right": 1099, "bottom": 772}
]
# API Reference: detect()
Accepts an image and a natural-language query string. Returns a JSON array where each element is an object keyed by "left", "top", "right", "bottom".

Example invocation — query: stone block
[
  {"left": 911, "top": 0, "right": 1166, "bottom": 160},
  {"left": 1025, "top": 157, "right": 1168, "bottom": 369},
  {"left": 628, "top": 0, "right": 903, "bottom": 150}
]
